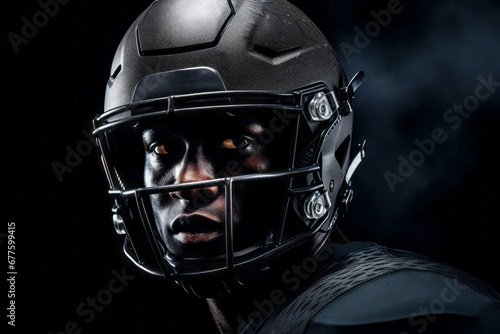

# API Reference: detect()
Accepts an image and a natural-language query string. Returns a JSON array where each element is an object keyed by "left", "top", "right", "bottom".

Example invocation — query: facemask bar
[{"left": 94, "top": 90, "right": 302, "bottom": 135}]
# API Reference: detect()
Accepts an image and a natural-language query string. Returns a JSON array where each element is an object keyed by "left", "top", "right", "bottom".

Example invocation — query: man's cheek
[
  {"left": 152, "top": 196, "right": 182, "bottom": 217},
  {"left": 143, "top": 156, "right": 160, "bottom": 186},
  {"left": 232, "top": 187, "right": 260, "bottom": 231},
  {"left": 144, "top": 162, "right": 177, "bottom": 187},
  {"left": 151, "top": 199, "right": 180, "bottom": 234}
]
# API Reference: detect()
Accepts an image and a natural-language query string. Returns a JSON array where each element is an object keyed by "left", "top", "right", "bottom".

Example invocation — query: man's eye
[
  {"left": 222, "top": 139, "right": 238, "bottom": 149},
  {"left": 221, "top": 138, "right": 250, "bottom": 150},
  {"left": 153, "top": 144, "right": 169, "bottom": 155}
]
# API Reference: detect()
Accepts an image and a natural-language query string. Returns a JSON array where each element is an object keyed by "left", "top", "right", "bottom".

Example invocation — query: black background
[{"left": 4, "top": 0, "right": 500, "bottom": 333}]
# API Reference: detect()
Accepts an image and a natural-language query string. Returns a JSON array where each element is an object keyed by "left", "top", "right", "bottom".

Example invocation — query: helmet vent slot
[
  {"left": 111, "top": 64, "right": 122, "bottom": 80},
  {"left": 253, "top": 44, "right": 301, "bottom": 58},
  {"left": 107, "top": 65, "right": 122, "bottom": 88},
  {"left": 296, "top": 141, "right": 317, "bottom": 168},
  {"left": 335, "top": 135, "right": 351, "bottom": 169}
]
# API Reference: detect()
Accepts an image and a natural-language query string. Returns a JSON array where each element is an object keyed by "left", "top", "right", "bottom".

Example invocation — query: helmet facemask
[{"left": 93, "top": 77, "right": 364, "bottom": 296}]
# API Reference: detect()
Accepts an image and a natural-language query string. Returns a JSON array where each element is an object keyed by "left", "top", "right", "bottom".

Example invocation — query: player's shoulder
[
  {"left": 258, "top": 241, "right": 500, "bottom": 334},
  {"left": 305, "top": 241, "right": 500, "bottom": 333}
]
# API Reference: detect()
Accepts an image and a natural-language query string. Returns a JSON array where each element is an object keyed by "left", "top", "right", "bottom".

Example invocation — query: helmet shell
[{"left": 104, "top": 0, "right": 347, "bottom": 111}]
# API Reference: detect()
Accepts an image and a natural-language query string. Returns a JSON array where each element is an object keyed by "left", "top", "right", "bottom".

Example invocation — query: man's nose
[{"left": 170, "top": 161, "right": 219, "bottom": 202}]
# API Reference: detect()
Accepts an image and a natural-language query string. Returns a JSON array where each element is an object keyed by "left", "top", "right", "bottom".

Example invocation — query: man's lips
[{"left": 170, "top": 214, "right": 223, "bottom": 245}]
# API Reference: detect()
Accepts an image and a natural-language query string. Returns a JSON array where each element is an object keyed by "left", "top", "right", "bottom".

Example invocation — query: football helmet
[{"left": 92, "top": 0, "right": 365, "bottom": 297}]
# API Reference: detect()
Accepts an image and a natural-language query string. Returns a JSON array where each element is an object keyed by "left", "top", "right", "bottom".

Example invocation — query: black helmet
[{"left": 93, "top": 0, "right": 365, "bottom": 297}]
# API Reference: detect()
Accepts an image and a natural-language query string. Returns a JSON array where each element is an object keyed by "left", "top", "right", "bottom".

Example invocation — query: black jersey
[{"left": 246, "top": 242, "right": 500, "bottom": 333}]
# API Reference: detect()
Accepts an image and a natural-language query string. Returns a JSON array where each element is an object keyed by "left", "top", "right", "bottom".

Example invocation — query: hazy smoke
[{"left": 292, "top": 0, "right": 500, "bottom": 248}]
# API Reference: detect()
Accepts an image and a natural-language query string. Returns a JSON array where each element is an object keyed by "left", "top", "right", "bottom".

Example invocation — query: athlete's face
[{"left": 142, "top": 113, "right": 291, "bottom": 259}]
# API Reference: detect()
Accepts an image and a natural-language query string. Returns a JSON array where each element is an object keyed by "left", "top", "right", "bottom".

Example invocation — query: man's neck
[
  {"left": 206, "top": 297, "right": 235, "bottom": 333},
  {"left": 206, "top": 280, "right": 285, "bottom": 333}
]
